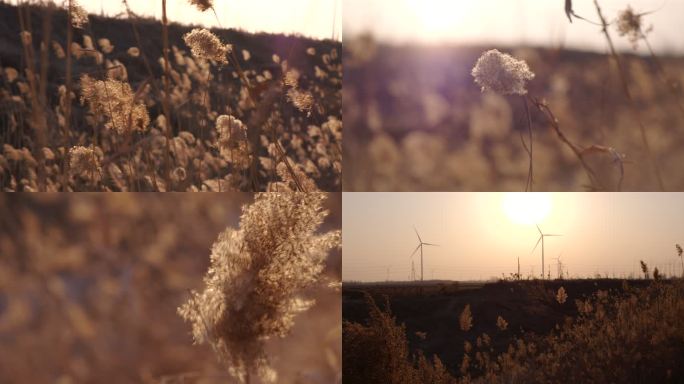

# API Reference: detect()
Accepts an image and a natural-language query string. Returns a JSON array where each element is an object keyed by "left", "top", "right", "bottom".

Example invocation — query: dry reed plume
[
  {"left": 178, "top": 193, "right": 341, "bottom": 383},
  {"left": 0, "top": 193, "right": 342, "bottom": 383}
]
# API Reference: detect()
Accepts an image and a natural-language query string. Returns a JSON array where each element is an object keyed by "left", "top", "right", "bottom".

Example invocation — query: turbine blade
[
  {"left": 414, "top": 226, "right": 422, "bottom": 243},
  {"left": 536, "top": 224, "right": 542, "bottom": 235},
  {"left": 531, "top": 236, "right": 542, "bottom": 254},
  {"left": 410, "top": 244, "right": 421, "bottom": 259},
  {"left": 423, "top": 243, "right": 439, "bottom": 247},
  {"left": 545, "top": 234, "right": 563, "bottom": 237}
]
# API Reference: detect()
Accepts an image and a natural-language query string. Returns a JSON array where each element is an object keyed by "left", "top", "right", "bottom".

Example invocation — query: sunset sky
[
  {"left": 48, "top": 0, "right": 341, "bottom": 40},
  {"left": 343, "top": 193, "right": 684, "bottom": 282},
  {"left": 344, "top": 0, "right": 684, "bottom": 54}
]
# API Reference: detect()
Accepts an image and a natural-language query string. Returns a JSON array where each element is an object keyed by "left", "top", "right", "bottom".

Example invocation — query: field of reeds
[
  {"left": 0, "top": 193, "right": 342, "bottom": 383},
  {"left": 0, "top": 1, "right": 341, "bottom": 192},
  {"left": 344, "top": 25, "right": 684, "bottom": 191},
  {"left": 342, "top": 274, "right": 684, "bottom": 383}
]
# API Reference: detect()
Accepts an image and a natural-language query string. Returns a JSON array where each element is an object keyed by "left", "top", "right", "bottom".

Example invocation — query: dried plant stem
[
  {"left": 38, "top": 3, "right": 52, "bottom": 107},
  {"left": 640, "top": 33, "right": 684, "bottom": 117},
  {"left": 63, "top": 0, "right": 74, "bottom": 189},
  {"left": 161, "top": 0, "right": 173, "bottom": 186},
  {"left": 247, "top": 86, "right": 306, "bottom": 191},
  {"left": 122, "top": 1, "right": 166, "bottom": 191},
  {"left": 521, "top": 95, "right": 534, "bottom": 191},
  {"left": 17, "top": 4, "right": 47, "bottom": 191},
  {"left": 219, "top": 28, "right": 305, "bottom": 191},
  {"left": 143, "top": 141, "right": 159, "bottom": 190},
  {"left": 593, "top": 0, "right": 665, "bottom": 191},
  {"left": 122, "top": 1, "right": 161, "bottom": 95},
  {"left": 527, "top": 95, "right": 601, "bottom": 190}
]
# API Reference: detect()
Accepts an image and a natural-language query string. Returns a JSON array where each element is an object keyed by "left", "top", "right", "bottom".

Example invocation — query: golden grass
[
  {"left": 0, "top": 1, "right": 342, "bottom": 191},
  {"left": 343, "top": 277, "right": 684, "bottom": 383}
]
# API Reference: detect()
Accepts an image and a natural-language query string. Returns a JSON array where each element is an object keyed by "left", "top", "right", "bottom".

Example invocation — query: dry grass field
[
  {"left": 343, "top": 277, "right": 684, "bottom": 383},
  {"left": 0, "top": 1, "right": 341, "bottom": 191}
]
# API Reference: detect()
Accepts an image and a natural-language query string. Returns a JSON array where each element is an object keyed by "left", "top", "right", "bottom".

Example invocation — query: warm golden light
[
  {"left": 402, "top": 0, "right": 474, "bottom": 41},
  {"left": 501, "top": 193, "right": 552, "bottom": 225}
]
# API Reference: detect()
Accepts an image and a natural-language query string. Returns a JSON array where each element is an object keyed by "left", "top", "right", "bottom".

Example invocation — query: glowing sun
[
  {"left": 403, "top": 0, "right": 475, "bottom": 41},
  {"left": 501, "top": 193, "right": 552, "bottom": 225}
]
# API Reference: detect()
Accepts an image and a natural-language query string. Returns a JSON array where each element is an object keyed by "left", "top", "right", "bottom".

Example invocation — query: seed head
[
  {"left": 183, "top": 28, "right": 230, "bottom": 64},
  {"left": 80, "top": 75, "right": 150, "bottom": 134},
  {"left": 287, "top": 88, "right": 314, "bottom": 112},
  {"left": 69, "top": 146, "right": 101, "bottom": 180},
  {"left": 640, "top": 260, "right": 649, "bottom": 279},
  {"left": 69, "top": 1, "right": 89, "bottom": 29},
  {"left": 98, "top": 38, "right": 114, "bottom": 54},
  {"left": 459, "top": 304, "right": 473, "bottom": 331},
  {"left": 496, "top": 315, "right": 508, "bottom": 331},
  {"left": 472, "top": 49, "right": 535, "bottom": 95},
  {"left": 188, "top": 0, "right": 213, "bottom": 12},
  {"left": 272, "top": 161, "right": 319, "bottom": 192},
  {"left": 178, "top": 193, "right": 340, "bottom": 383},
  {"left": 616, "top": 6, "right": 648, "bottom": 48},
  {"left": 52, "top": 41, "right": 66, "bottom": 59},
  {"left": 20, "top": 31, "right": 31, "bottom": 46},
  {"left": 216, "top": 115, "right": 250, "bottom": 170},
  {"left": 127, "top": 47, "right": 140, "bottom": 58},
  {"left": 556, "top": 286, "right": 568, "bottom": 304},
  {"left": 284, "top": 69, "right": 301, "bottom": 88}
]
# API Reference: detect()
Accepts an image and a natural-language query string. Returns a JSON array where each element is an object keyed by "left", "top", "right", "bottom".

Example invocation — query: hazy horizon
[
  {"left": 5, "top": 0, "right": 342, "bottom": 41},
  {"left": 343, "top": 193, "right": 684, "bottom": 282},
  {"left": 344, "top": 0, "right": 684, "bottom": 54}
]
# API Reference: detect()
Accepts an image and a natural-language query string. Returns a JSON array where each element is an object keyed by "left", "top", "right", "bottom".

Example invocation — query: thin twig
[
  {"left": 521, "top": 95, "right": 534, "bottom": 192},
  {"left": 640, "top": 32, "right": 684, "bottom": 117},
  {"left": 593, "top": 0, "right": 665, "bottom": 191},
  {"left": 528, "top": 95, "right": 602, "bottom": 190},
  {"left": 161, "top": 0, "right": 174, "bottom": 185}
]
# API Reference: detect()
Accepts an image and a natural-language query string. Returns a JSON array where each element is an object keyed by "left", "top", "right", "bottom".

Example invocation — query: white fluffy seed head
[{"left": 472, "top": 49, "right": 535, "bottom": 95}]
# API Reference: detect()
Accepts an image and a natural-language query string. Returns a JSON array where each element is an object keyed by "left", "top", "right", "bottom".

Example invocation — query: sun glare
[
  {"left": 501, "top": 193, "right": 552, "bottom": 225},
  {"left": 403, "top": 0, "right": 472, "bottom": 41}
]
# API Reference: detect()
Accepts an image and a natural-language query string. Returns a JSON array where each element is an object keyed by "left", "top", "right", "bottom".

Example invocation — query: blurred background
[
  {"left": 344, "top": 0, "right": 683, "bottom": 53},
  {"left": 343, "top": 0, "right": 684, "bottom": 191},
  {"left": 0, "top": 193, "right": 341, "bottom": 383}
]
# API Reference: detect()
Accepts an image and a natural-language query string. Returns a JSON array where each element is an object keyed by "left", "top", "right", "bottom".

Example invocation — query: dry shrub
[
  {"left": 343, "top": 293, "right": 421, "bottom": 384},
  {"left": 343, "top": 280, "right": 684, "bottom": 383}
]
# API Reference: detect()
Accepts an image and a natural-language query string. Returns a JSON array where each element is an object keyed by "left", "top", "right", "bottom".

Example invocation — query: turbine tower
[
  {"left": 531, "top": 225, "right": 562, "bottom": 279},
  {"left": 409, "top": 226, "right": 439, "bottom": 281},
  {"left": 552, "top": 253, "right": 564, "bottom": 279}
]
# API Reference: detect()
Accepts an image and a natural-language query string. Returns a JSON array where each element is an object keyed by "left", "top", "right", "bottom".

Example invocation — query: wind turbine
[
  {"left": 531, "top": 225, "right": 562, "bottom": 279},
  {"left": 552, "top": 253, "right": 564, "bottom": 279},
  {"left": 409, "top": 226, "right": 439, "bottom": 281}
]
